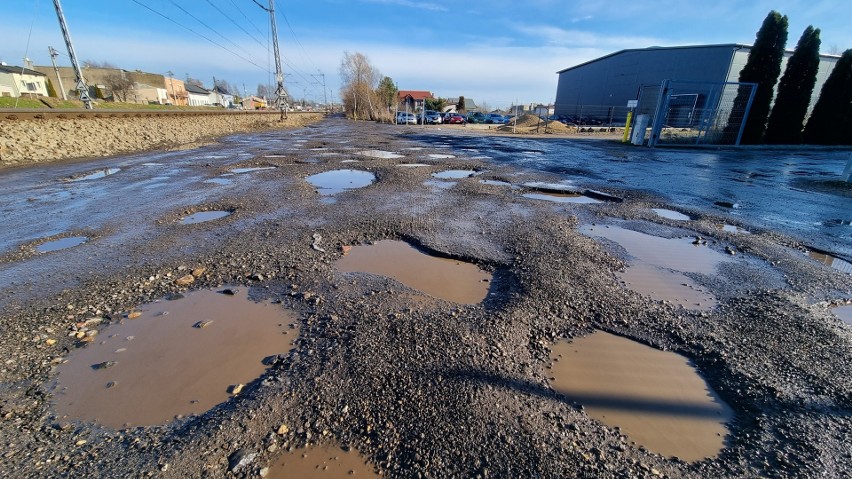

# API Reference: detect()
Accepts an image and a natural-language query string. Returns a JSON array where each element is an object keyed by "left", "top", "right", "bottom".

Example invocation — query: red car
[{"left": 443, "top": 113, "right": 466, "bottom": 124}]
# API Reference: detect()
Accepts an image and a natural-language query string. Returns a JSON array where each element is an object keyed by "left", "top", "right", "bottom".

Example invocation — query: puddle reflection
[
  {"left": 550, "top": 331, "right": 731, "bottom": 461},
  {"left": 833, "top": 305, "right": 852, "bottom": 325},
  {"left": 307, "top": 170, "right": 376, "bottom": 195},
  {"left": 36, "top": 236, "right": 88, "bottom": 253},
  {"left": 266, "top": 444, "right": 378, "bottom": 478},
  {"left": 335, "top": 240, "right": 491, "bottom": 304},
  {"left": 652, "top": 208, "right": 691, "bottom": 221},
  {"left": 523, "top": 192, "right": 602, "bottom": 204},
  {"left": 180, "top": 210, "right": 232, "bottom": 225},
  {"left": 52, "top": 288, "right": 299, "bottom": 428}
]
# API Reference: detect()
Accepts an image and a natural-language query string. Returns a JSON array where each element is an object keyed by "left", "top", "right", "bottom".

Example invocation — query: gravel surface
[{"left": 0, "top": 118, "right": 850, "bottom": 478}]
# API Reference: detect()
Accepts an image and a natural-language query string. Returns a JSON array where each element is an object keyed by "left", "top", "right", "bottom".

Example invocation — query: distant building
[
  {"left": 210, "top": 85, "right": 234, "bottom": 107},
  {"left": 185, "top": 83, "right": 212, "bottom": 106},
  {"left": 0, "top": 64, "right": 49, "bottom": 98},
  {"left": 164, "top": 77, "right": 188, "bottom": 106},
  {"left": 444, "top": 97, "right": 479, "bottom": 113},
  {"left": 554, "top": 44, "right": 840, "bottom": 121},
  {"left": 241, "top": 95, "right": 266, "bottom": 110},
  {"left": 398, "top": 90, "right": 433, "bottom": 112},
  {"left": 132, "top": 83, "right": 169, "bottom": 104},
  {"left": 32, "top": 65, "right": 168, "bottom": 103}
]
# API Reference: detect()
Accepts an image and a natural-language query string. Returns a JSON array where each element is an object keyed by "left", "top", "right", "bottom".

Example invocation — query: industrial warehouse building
[{"left": 554, "top": 44, "right": 840, "bottom": 124}]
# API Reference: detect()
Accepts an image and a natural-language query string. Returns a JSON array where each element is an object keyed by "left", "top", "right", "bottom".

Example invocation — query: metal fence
[
  {"left": 552, "top": 104, "right": 632, "bottom": 127},
  {"left": 637, "top": 80, "right": 757, "bottom": 147}
]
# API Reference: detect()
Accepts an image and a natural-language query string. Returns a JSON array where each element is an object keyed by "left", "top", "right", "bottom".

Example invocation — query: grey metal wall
[{"left": 555, "top": 45, "right": 738, "bottom": 120}]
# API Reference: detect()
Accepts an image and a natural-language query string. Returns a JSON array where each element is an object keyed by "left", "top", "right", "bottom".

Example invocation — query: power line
[
  {"left": 225, "top": 0, "right": 266, "bottom": 39},
  {"left": 204, "top": 0, "right": 267, "bottom": 51},
  {"left": 276, "top": 0, "right": 320, "bottom": 74},
  {"left": 167, "top": 0, "right": 260, "bottom": 64},
  {"left": 130, "top": 0, "right": 270, "bottom": 73}
]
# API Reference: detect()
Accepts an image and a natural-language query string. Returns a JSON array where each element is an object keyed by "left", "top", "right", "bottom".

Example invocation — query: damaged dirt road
[{"left": 0, "top": 118, "right": 850, "bottom": 478}]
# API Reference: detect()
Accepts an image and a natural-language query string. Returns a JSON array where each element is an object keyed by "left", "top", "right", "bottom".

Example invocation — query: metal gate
[{"left": 633, "top": 80, "right": 757, "bottom": 147}]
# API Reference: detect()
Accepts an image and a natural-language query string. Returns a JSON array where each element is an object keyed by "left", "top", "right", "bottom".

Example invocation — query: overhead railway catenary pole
[
  {"left": 48, "top": 47, "right": 68, "bottom": 101},
  {"left": 52, "top": 0, "right": 92, "bottom": 109},
  {"left": 254, "top": 0, "right": 288, "bottom": 120}
]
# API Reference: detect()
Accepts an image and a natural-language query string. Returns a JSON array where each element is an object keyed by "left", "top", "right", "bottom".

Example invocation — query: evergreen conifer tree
[
  {"left": 726, "top": 11, "right": 788, "bottom": 144},
  {"left": 803, "top": 49, "right": 852, "bottom": 144},
  {"left": 764, "top": 26, "right": 821, "bottom": 144}
]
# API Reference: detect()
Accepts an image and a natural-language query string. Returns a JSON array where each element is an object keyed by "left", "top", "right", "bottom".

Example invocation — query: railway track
[{"left": 0, "top": 108, "right": 319, "bottom": 121}]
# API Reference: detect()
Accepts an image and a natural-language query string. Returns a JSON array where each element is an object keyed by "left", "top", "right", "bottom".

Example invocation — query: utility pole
[
  {"left": 166, "top": 70, "right": 176, "bottom": 105},
  {"left": 311, "top": 72, "right": 327, "bottom": 112},
  {"left": 52, "top": 0, "right": 92, "bottom": 109},
  {"left": 254, "top": 0, "right": 288, "bottom": 120},
  {"left": 47, "top": 46, "right": 67, "bottom": 101},
  {"left": 213, "top": 76, "right": 221, "bottom": 106}
]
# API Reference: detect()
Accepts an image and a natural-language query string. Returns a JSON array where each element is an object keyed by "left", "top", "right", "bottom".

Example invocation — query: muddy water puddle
[
  {"left": 335, "top": 240, "right": 491, "bottom": 304},
  {"left": 523, "top": 192, "right": 602, "bottom": 204},
  {"left": 307, "top": 170, "right": 375, "bottom": 195},
  {"left": 719, "top": 224, "right": 749, "bottom": 234},
  {"left": 581, "top": 225, "right": 733, "bottom": 309},
  {"left": 204, "top": 178, "right": 234, "bottom": 186},
  {"left": 267, "top": 444, "right": 378, "bottom": 478},
  {"left": 358, "top": 150, "right": 404, "bottom": 159},
  {"left": 806, "top": 249, "right": 852, "bottom": 274},
  {"left": 550, "top": 331, "right": 732, "bottom": 461},
  {"left": 427, "top": 154, "right": 456, "bottom": 159},
  {"left": 180, "top": 210, "right": 232, "bottom": 225},
  {"left": 52, "top": 288, "right": 298, "bottom": 428},
  {"left": 432, "top": 170, "right": 480, "bottom": 179},
  {"left": 231, "top": 167, "right": 276, "bottom": 174},
  {"left": 66, "top": 168, "right": 121, "bottom": 182},
  {"left": 36, "top": 236, "right": 88, "bottom": 253},
  {"left": 480, "top": 179, "right": 515, "bottom": 187},
  {"left": 834, "top": 305, "right": 852, "bottom": 325},
  {"left": 652, "top": 208, "right": 691, "bottom": 221}
]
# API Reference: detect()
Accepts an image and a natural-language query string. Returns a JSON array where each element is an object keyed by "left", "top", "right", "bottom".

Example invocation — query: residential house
[
  {"left": 533, "top": 104, "right": 555, "bottom": 118},
  {"left": 0, "top": 63, "right": 49, "bottom": 98},
  {"left": 132, "top": 83, "right": 169, "bottom": 104},
  {"left": 210, "top": 85, "right": 234, "bottom": 107},
  {"left": 398, "top": 90, "right": 433, "bottom": 112},
  {"left": 164, "top": 77, "right": 188, "bottom": 106},
  {"left": 185, "top": 83, "right": 212, "bottom": 106},
  {"left": 32, "top": 65, "right": 171, "bottom": 103},
  {"left": 444, "top": 97, "right": 479, "bottom": 113},
  {"left": 241, "top": 95, "right": 266, "bottom": 110}
]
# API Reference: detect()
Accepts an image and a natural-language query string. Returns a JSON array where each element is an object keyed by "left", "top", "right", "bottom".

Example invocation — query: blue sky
[{"left": 2, "top": 1, "right": 851, "bottom": 108}]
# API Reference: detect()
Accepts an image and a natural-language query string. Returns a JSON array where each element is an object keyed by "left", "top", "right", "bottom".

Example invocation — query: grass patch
[{"left": 0, "top": 97, "right": 46, "bottom": 109}]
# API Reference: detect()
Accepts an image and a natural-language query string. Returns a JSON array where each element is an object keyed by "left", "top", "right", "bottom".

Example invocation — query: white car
[{"left": 396, "top": 111, "right": 417, "bottom": 125}]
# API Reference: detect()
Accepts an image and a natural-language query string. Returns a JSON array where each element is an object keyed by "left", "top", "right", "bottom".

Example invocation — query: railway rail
[{"left": 0, "top": 108, "right": 320, "bottom": 121}]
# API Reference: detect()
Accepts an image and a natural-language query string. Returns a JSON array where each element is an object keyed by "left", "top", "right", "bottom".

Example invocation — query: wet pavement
[{"left": 0, "top": 118, "right": 850, "bottom": 478}]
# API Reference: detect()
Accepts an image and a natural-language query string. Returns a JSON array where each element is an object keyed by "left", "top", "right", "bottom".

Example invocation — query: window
[{"left": 25, "top": 82, "right": 38, "bottom": 92}]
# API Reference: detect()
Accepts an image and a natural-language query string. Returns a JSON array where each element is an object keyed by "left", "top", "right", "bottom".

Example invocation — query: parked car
[
  {"left": 443, "top": 112, "right": 466, "bottom": 124},
  {"left": 396, "top": 111, "right": 417, "bottom": 125},
  {"left": 466, "top": 111, "right": 487, "bottom": 124},
  {"left": 485, "top": 113, "right": 505, "bottom": 124},
  {"left": 424, "top": 110, "right": 443, "bottom": 124}
]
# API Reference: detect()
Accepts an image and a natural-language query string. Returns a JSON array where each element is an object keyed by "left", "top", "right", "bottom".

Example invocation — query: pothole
[
  {"left": 65, "top": 168, "right": 121, "bottom": 182},
  {"left": 431, "top": 170, "right": 480, "bottom": 179},
  {"left": 396, "top": 163, "right": 431, "bottom": 167},
  {"left": 581, "top": 225, "right": 733, "bottom": 309},
  {"left": 833, "top": 305, "right": 852, "bottom": 325},
  {"left": 36, "top": 236, "right": 88, "bottom": 253},
  {"left": 423, "top": 180, "right": 456, "bottom": 189},
  {"left": 335, "top": 240, "right": 491, "bottom": 304},
  {"left": 480, "top": 179, "right": 514, "bottom": 187},
  {"left": 204, "top": 178, "right": 233, "bottom": 186},
  {"left": 523, "top": 192, "right": 602, "bottom": 204},
  {"left": 719, "top": 224, "right": 749, "bottom": 234},
  {"left": 652, "top": 208, "right": 691, "bottom": 221},
  {"left": 51, "top": 288, "right": 299, "bottom": 428},
  {"left": 266, "top": 444, "right": 378, "bottom": 478},
  {"left": 427, "top": 154, "right": 455, "bottom": 159},
  {"left": 230, "top": 167, "right": 276, "bottom": 174},
  {"left": 358, "top": 150, "right": 404, "bottom": 159},
  {"left": 806, "top": 248, "right": 852, "bottom": 274},
  {"left": 306, "top": 169, "right": 376, "bottom": 195},
  {"left": 549, "top": 331, "right": 732, "bottom": 462},
  {"left": 180, "top": 210, "right": 232, "bottom": 225}
]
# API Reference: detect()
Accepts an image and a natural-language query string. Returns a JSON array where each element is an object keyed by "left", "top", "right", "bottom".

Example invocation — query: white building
[
  {"left": 185, "top": 83, "right": 212, "bottom": 106},
  {"left": 0, "top": 63, "right": 49, "bottom": 98}
]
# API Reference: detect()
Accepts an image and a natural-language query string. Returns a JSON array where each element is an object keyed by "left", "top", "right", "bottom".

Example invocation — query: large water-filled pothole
[
  {"left": 581, "top": 225, "right": 732, "bottom": 309},
  {"left": 834, "top": 305, "right": 852, "bottom": 325},
  {"left": 230, "top": 167, "right": 276, "bottom": 174},
  {"left": 180, "top": 210, "right": 232, "bottom": 225},
  {"left": 652, "top": 208, "right": 691, "bottom": 221},
  {"left": 36, "top": 236, "right": 88, "bottom": 253},
  {"left": 431, "top": 170, "right": 480, "bottom": 179},
  {"left": 51, "top": 288, "right": 299, "bottom": 428},
  {"left": 66, "top": 168, "right": 121, "bottom": 182},
  {"left": 335, "top": 240, "right": 491, "bottom": 304},
  {"left": 806, "top": 248, "right": 852, "bottom": 274},
  {"left": 307, "top": 169, "right": 376, "bottom": 195},
  {"left": 550, "top": 331, "right": 732, "bottom": 461},
  {"left": 523, "top": 192, "right": 602, "bottom": 204},
  {"left": 266, "top": 444, "right": 378, "bottom": 478}
]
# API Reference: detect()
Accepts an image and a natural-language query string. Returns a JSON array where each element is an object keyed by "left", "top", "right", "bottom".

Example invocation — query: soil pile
[
  {"left": 0, "top": 112, "right": 322, "bottom": 168},
  {"left": 498, "top": 114, "right": 574, "bottom": 134}
]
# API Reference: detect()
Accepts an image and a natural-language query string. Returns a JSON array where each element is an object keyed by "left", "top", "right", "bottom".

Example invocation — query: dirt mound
[{"left": 498, "top": 114, "right": 574, "bottom": 134}]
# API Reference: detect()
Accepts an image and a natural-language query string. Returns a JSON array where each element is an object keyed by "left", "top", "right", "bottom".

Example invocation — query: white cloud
[
  {"left": 360, "top": 0, "right": 447, "bottom": 12},
  {"left": 513, "top": 24, "right": 669, "bottom": 49}
]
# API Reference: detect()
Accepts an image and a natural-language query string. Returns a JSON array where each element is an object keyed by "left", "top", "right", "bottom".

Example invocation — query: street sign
[{"left": 627, "top": 99, "right": 638, "bottom": 108}]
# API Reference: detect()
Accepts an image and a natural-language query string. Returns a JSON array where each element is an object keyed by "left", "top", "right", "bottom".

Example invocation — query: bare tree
[
  {"left": 82, "top": 59, "right": 118, "bottom": 69},
  {"left": 339, "top": 51, "right": 382, "bottom": 120},
  {"left": 186, "top": 77, "right": 205, "bottom": 88},
  {"left": 104, "top": 71, "right": 134, "bottom": 102},
  {"left": 256, "top": 83, "right": 271, "bottom": 99}
]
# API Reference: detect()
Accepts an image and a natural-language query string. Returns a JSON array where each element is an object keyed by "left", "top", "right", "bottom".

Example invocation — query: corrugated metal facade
[{"left": 555, "top": 44, "right": 839, "bottom": 121}]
